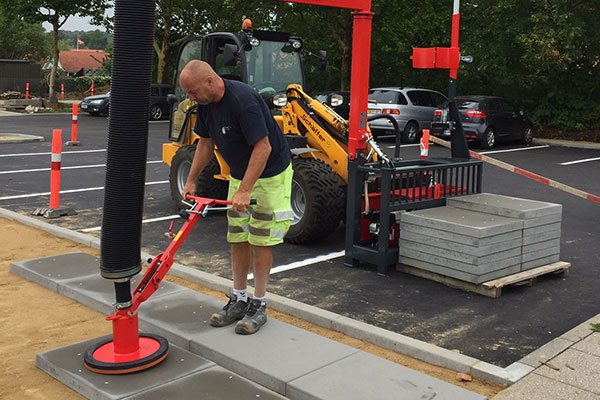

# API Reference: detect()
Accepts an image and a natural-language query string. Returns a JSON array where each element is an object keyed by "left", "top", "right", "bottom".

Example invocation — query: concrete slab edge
[
  {"left": 532, "top": 138, "right": 600, "bottom": 150},
  {"left": 0, "top": 207, "right": 539, "bottom": 385}
]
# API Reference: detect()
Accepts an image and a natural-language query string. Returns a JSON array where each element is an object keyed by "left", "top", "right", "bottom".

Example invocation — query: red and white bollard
[
  {"left": 91, "top": 82, "right": 95, "bottom": 96},
  {"left": 49, "top": 129, "right": 62, "bottom": 209},
  {"left": 66, "top": 104, "right": 81, "bottom": 146},
  {"left": 25, "top": 82, "right": 30, "bottom": 99},
  {"left": 420, "top": 129, "right": 430, "bottom": 159},
  {"left": 61, "top": 84, "right": 65, "bottom": 100}
]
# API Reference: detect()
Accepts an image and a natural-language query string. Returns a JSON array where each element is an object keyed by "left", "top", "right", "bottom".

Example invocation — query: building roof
[{"left": 57, "top": 50, "right": 109, "bottom": 73}]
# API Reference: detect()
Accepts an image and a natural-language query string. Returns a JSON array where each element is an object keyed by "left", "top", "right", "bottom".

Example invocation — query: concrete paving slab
[
  {"left": 400, "top": 247, "right": 522, "bottom": 274},
  {"left": 522, "top": 247, "right": 560, "bottom": 263},
  {"left": 36, "top": 336, "right": 215, "bottom": 400},
  {"left": 572, "top": 333, "right": 600, "bottom": 358},
  {"left": 189, "top": 318, "right": 359, "bottom": 395},
  {"left": 400, "top": 239, "right": 522, "bottom": 265},
  {"left": 518, "top": 337, "right": 574, "bottom": 368},
  {"left": 522, "top": 212, "right": 563, "bottom": 229},
  {"left": 400, "top": 230, "right": 523, "bottom": 256},
  {"left": 535, "top": 349, "right": 600, "bottom": 394},
  {"left": 522, "top": 238, "right": 560, "bottom": 254},
  {"left": 522, "top": 222, "right": 562, "bottom": 237},
  {"left": 58, "top": 273, "right": 187, "bottom": 315},
  {"left": 400, "top": 222, "right": 522, "bottom": 246},
  {"left": 137, "top": 289, "right": 224, "bottom": 349},
  {"left": 522, "top": 229, "right": 561, "bottom": 245},
  {"left": 400, "top": 207, "right": 523, "bottom": 238},
  {"left": 398, "top": 256, "right": 521, "bottom": 284},
  {"left": 122, "top": 365, "right": 289, "bottom": 400},
  {"left": 562, "top": 319, "right": 600, "bottom": 343},
  {"left": 493, "top": 372, "right": 598, "bottom": 400},
  {"left": 447, "top": 193, "right": 562, "bottom": 220},
  {"left": 9, "top": 252, "right": 100, "bottom": 291},
  {"left": 287, "top": 350, "right": 487, "bottom": 400},
  {"left": 521, "top": 254, "right": 561, "bottom": 271}
]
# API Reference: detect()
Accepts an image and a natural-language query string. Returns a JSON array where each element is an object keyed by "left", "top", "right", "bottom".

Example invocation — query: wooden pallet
[{"left": 396, "top": 261, "right": 571, "bottom": 298}]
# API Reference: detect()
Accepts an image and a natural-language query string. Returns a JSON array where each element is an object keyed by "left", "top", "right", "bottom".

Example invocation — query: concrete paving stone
[
  {"left": 522, "top": 246, "right": 560, "bottom": 263},
  {"left": 562, "top": 318, "right": 600, "bottom": 343},
  {"left": 523, "top": 222, "right": 562, "bottom": 237},
  {"left": 400, "top": 247, "right": 522, "bottom": 274},
  {"left": 522, "top": 238, "right": 561, "bottom": 254},
  {"left": 522, "top": 229, "right": 561, "bottom": 245},
  {"left": 400, "top": 222, "right": 522, "bottom": 246},
  {"left": 447, "top": 193, "right": 562, "bottom": 220},
  {"left": 287, "top": 350, "right": 487, "bottom": 400},
  {"left": 36, "top": 336, "right": 215, "bottom": 400},
  {"left": 58, "top": 273, "right": 187, "bottom": 315},
  {"left": 189, "top": 318, "right": 359, "bottom": 395},
  {"left": 522, "top": 212, "right": 563, "bottom": 229},
  {"left": 572, "top": 333, "right": 600, "bottom": 358},
  {"left": 518, "top": 337, "right": 574, "bottom": 368},
  {"left": 137, "top": 289, "right": 224, "bottom": 350},
  {"left": 398, "top": 256, "right": 521, "bottom": 284},
  {"left": 521, "top": 254, "right": 561, "bottom": 271},
  {"left": 122, "top": 365, "right": 288, "bottom": 400},
  {"left": 504, "top": 362, "right": 536, "bottom": 384},
  {"left": 400, "top": 239, "right": 522, "bottom": 265},
  {"left": 535, "top": 349, "right": 600, "bottom": 394},
  {"left": 400, "top": 207, "right": 523, "bottom": 238},
  {"left": 400, "top": 230, "right": 523, "bottom": 257},
  {"left": 9, "top": 252, "right": 100, "bottom": 291},
  {"left": 493, "top": 372, "right": 598, "bottom": 400}
]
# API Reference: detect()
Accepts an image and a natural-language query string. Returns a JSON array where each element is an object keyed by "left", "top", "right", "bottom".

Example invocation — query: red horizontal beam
[{"left": 275, "top": 0, "right": 370, "bottom": 10}]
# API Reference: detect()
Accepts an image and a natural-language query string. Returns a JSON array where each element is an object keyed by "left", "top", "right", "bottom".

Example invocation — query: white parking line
[
  {"left": 247, "top": 250, "right": 345, "bottom": 280},
  {"left": 479, "top": 145, "right": 549, "bottom": 155},
  {"left": 0, "top": 180, "right": 169, "bottom": 201},
  {"left": 0, "top": 160, "right": 163, "bottom": 175},
  {"left": 559, "top": 157, "right": 600, "bottom": 166},
  {"left": 0, "top": 149, "right": 107, "bottom": 158},
  {"left": 385, "top": 143, "right": 420, "bottom": 149},
  {"left": 81, "top": 214, "right": 180, "bottom": 232}
]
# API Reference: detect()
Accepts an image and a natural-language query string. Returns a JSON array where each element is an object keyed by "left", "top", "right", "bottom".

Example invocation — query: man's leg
[
  {"left": 231, "top": 242, "right": 251, "bottom": 291},
  {"left": 250, "top": 245, "right": 272, "bottom": 298}
]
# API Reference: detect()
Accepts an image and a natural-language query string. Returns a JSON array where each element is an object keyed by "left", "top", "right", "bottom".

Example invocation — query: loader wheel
[
  {"left": 285, "top": 158, "right": 344, "bottom": 244},
  {"left": 169, "top": 145, "right": 228, "bottom": 209}
]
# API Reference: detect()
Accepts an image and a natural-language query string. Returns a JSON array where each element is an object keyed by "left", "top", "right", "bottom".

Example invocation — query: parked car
[
  {"left": 367, "top": 87, "right": 447, "bottom": 143},
  {"left": 313, "top": 91, "right": 350, "bottom": 119},
  {"left": 79, "top": 83, "right": 173, "bottom": 120},
  {"left": 430, "top": 96, "right": 533, "bottom": 149}
]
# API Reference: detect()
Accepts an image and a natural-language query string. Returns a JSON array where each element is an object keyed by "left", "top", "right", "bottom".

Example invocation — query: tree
[
  {"left": 1, "top": 0, "right": 110, "bottom": 104},
  {"left": 0, "top": 4, "right": 50, "bottom": 61}
]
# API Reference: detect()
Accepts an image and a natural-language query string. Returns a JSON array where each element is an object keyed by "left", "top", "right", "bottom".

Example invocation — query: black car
[
  {"left": 431, "top": 96, "right": 533, "bottom": 149},
  {"left": 79, "top": 83, "right": 172, "bottom": 120}
]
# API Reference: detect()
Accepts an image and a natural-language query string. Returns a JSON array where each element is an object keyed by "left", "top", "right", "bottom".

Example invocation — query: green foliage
[
  {"left": 0, "top": 4, "right": 50, "bottom": 61},
  {"left": 59, "top": 29, "right": 112, "bottom": 50},
  {"left": 56, "top": 75, "right": 111, "bottom": 92},
  {"left": 592, "top": 323, "right": 600, "bottom": 333},
  {"left": 57, "top": 39, "right": 71, "bottom": 51}
]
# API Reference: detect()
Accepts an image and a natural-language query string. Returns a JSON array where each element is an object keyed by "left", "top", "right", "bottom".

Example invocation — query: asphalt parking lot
[{"left": 1, "top": 113, "right": 599, "bottom": 368}]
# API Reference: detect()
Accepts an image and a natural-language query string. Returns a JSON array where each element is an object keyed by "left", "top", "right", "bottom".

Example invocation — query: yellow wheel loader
[{"left": 162, "top": 28, "right": 380, "bottom": 243}]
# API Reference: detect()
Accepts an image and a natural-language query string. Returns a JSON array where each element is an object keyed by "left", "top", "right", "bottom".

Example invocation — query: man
[{"left": 180, "top": 60, "right": 293, "bottom": 335}]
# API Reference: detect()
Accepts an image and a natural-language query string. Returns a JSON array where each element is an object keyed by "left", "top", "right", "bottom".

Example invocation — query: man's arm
[
  {"left": 181, "top": 136, "right": 215, "bottom": 200},
  {"left": 231, "top": 136, "right": 271, "bottom": 211}
]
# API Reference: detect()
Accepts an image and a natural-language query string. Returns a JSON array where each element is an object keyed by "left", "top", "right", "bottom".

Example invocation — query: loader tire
[
  {"left": 169, "top": 145, "right": 228, "bottom": 209},
  {"left": 285, "top": 158, "right": 344, "bottom": 244}
]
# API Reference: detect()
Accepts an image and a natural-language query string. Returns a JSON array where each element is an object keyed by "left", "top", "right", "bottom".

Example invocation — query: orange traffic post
[
  {"left": 49, "top": 129, "right": 62, "bottom": 209},
  {"left": 61, "top": 84, "right": 65, "bottom": 100},
  {"left": 66, "top": 104, "right": 81, "bottom": 146},
  {"left": 25, "top": 82, "right": 30, "bottom": 99},
  {"left": 91, "top": 82, "right": 95, "bottom": 96},
  {"left": 420, "top": 129, "right": 430, "bottom": 159}
]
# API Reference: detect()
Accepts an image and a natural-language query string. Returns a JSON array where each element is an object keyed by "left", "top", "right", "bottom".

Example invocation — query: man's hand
[
  {"left": 231, "top": 189, "right": 252, "bottom": 212},
  {"left": 181, "top": 181, "right": 196, "bottom": 203}
]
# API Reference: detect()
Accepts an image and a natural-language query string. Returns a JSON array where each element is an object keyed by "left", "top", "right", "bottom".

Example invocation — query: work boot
[
  {"left": 210, "top": 294, "right": 249, "bottom": 327},
  {"left": 235, "top": 299, "right": 267, "bottom": 335}
]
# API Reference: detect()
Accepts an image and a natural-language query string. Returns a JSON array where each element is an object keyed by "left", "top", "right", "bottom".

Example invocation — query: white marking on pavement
[
  {"left": 479, "top": 145, "right": 549, "bottom": 154},
  {"left": 0, "top": 180, "right": 169, "bottom": 201},
  {"left": 386, "top": 143, "right": 420, "bottom": 149},
  {"left": 0, "top": 160, "right": 163, "bottom": 175},
  {"left": 81, "top": 214, "right": 180, "bottom": 232},
  {"left": 247, "top": 250, "right": 345, "bottom": 280},
  {"left": 559, "top": 157, "right": 600, "bottom": 166},
  {"left": 0, "top": 149, "right": 107, "bottom": 158}
]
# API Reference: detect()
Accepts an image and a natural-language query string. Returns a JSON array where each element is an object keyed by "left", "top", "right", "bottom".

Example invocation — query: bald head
[{"left": 180, "top": 60, "right": 225, "bottom": 105}]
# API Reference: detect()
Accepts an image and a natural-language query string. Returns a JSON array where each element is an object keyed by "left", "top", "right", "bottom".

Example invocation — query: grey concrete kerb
[
  {"left": 0, "top": 133, "right": 45, "bottom": 143},
  {"left": 1, "top": 206, "right": 534, "bottom": 385},
  {"left": 532, "top": 138, "right": 600, "bottom": 150}
]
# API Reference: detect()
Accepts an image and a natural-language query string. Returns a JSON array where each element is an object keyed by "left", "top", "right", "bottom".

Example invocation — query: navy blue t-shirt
[{"left": 193, "top": 79, "right": 290, "bottom": 180}]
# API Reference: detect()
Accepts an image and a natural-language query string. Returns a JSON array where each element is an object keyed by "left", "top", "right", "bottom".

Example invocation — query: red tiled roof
[{"left": 59, "top": 50, "right": 108, "bottom": 73}]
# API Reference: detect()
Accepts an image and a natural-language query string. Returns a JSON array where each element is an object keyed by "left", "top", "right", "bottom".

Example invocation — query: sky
[{"left": 42, "top": 8, "right": 114, "bottom": 32}]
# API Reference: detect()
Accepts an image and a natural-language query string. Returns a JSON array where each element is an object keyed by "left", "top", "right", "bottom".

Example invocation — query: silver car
[{"left": 368, "top": 87, "right": 447, "bottom": 143}]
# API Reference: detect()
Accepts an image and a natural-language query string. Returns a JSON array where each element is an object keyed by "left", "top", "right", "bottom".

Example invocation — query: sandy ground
[{"left": 0, "top": 217, "right": 506, "bottom": 399}]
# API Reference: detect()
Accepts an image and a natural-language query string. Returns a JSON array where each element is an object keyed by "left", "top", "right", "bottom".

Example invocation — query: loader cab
[{"left": 168, "top": 30, "right": 306, "bottom": 142}]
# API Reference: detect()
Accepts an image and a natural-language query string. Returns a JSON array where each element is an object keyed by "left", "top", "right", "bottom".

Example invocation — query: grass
[{"left": 591, "top": 323, "right": 600, "bottom": 333}]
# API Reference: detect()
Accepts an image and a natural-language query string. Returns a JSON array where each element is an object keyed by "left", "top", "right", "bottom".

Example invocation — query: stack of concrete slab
[
  {"left": 448, "top": 194, "right": 562, "bottom": 271},
  {"left": 399, "top": 206, "right": 524, "bottom": 284}
]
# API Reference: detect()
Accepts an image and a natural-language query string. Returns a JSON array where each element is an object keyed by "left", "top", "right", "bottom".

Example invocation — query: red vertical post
[
  {"left": 91, "top": 82, "right": 95, "bottom": 96},
  {"left": 61, "top": 84, "right": 65, "bottom": 100},
  {"left": 347, "top": 10, "right": 374, "bottom": 159},
  {"left": 420, "top": 129, "right": 430, "bottom": 159},
  {"left": 50, "top": 130, "right": 62, "bottom": 209},
  {"left": 450, "top": 0, "right": 461, "bottom": 81},
  {"left": 66, "top": 104, "right": 81, "bottom": 145},
  {"left": 25, "top": 83, "right": 30, "bottom": 99}
]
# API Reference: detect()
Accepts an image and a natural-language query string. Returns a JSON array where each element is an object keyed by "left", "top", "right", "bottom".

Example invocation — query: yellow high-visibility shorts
[{"left": 227, "top": 163, "right": 293, "bottom": 246}]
